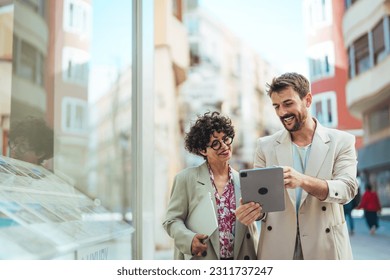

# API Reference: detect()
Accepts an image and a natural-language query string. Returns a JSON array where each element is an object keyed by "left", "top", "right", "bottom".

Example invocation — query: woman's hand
[{"left": 191, "top": 233, "right": 208, "bottom": 257}]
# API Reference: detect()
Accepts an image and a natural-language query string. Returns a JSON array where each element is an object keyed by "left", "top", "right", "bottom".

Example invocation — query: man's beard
[{"left": 280, "top": 112, "right": 307, "bottom": 132}]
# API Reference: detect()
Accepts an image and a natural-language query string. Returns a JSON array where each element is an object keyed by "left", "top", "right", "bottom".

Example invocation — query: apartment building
[
  {"left": 343, "top": 0, "right": 390, "bottom": 206},
  {"left": 303, "top": 0, "right": 363, "bottom": 148}
]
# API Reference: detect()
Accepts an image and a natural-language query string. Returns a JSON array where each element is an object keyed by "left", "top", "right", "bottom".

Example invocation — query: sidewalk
[
  {"left": 349, "top": 211, "right": 390, "bottom": 260},
  {"left": 156, "top": 212, "right": 390, "bottom": 260}
]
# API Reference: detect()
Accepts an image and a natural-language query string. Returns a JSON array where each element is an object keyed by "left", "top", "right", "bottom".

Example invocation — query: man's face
[{"left": 271, "top": 87, "right": 311, "bottom": 132}]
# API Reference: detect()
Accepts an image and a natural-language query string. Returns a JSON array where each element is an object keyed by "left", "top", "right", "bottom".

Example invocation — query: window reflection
[
  {"left": 8, "top": 116, "right": 53, "bottom": 166},
  {"left": 0, "top": 0, "right": 133, "bottom": 259}
]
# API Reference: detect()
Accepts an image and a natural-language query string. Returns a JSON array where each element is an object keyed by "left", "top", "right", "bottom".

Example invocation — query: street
[
  {"left": 350, "top": 211, "right": 390, "bottom": 260},
  {"left": 156, "top": 210, "right": 390, "bottom": 260}
]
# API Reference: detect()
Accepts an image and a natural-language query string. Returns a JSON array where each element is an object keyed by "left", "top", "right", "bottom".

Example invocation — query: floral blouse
[{"left": 208, "top": 164, "right": 236, "bottom": 259}]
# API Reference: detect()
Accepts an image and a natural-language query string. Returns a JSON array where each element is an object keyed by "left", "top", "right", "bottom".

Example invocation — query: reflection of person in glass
[
  {"left": 163, "top": 111, "right": 257, "bottom": 260},
  {"left": 8, "top": 116, "right": 54, "bottom": 165}
]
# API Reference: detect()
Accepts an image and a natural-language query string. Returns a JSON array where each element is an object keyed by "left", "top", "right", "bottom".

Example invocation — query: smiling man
[{"left": 235, "top": 72, "right": 358, "bottom": 260}]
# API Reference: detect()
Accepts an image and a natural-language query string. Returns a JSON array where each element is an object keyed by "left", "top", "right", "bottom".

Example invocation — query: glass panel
[
  {"left": 369, "top": 106, "right": 390, "bottom": 134},
  {"left": 372, "top": 19, "right": 386, "bottom": 64},
  {"left": 326, "top": 98, "right": 332, "bottom": 123},
  {"left": 311, "top": 91, "right": 337, "bottom": 128},
  {"left": 354, "top": 34, "right": 370, "bottom": 75},
  {"left": 0, "top": 0, "right": 134, "bottom": 259}
]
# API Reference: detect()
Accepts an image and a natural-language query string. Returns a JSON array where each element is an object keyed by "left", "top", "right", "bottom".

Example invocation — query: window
[
  {"left": 372, "top": 20, "right": 386, "bottom": 64},
  {"left": 311, "top": 91, "right": 338, "bottom": 127},
  {"left": 62, "top": 97, "right": 88, "bottom": 134},
  {"left": 13, "top": 37, "right": 44, "bottom": 86},
  {"left": 1, "top": 0, "right": 138, "bottom": 260},
  {"left": 309, "top": 56, "right": 330, "bottom": 79},
  {"left": 306, "top": 0, "right": 332, "bottom": 28},
  {"left": 348, "top": 17, "right": 390, "bottom": 79},
  {"left": 354, "top": 34, "right": 370, "bottom": 75},
  {"left": 186, "top": 17, "right": 199, "bottom": 36},
  {"left": 307, "top": 41, "right": 334, "bottom": 80},
  {"left": 347, "top": 46, "right": 354, "bottom": 78},
  {"left": 62, "top": 47, "right": 89, "bottom": 85},
  {"left": 368, "top": 106, "right": 390, "bottom": 134},
  {"left": 189, "top": 42, "right": 200, "bottom": 66},
  {"left": 63, "top": 0, "right": 91, "bottom": 36}
]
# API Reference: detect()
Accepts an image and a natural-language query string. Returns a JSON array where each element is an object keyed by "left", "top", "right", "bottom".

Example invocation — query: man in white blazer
[{"left": 236, "top": 72, "right": 358, "bottom": 260}]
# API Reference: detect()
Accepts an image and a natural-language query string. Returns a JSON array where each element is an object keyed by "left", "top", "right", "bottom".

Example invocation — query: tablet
[{"left": 239, "top": 167, "right": 285, "bottom": 212}]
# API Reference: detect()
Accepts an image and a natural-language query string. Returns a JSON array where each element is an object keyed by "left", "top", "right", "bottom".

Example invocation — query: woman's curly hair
[{"left": 185, "top": 111, "right": 235, "bottom": 158}]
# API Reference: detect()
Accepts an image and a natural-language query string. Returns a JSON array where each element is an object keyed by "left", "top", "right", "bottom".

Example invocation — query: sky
[
  {"left": 199, "top": 0, "right": 309, "bottom": 76},
  {"left": 89, "top": 0, "right": 133, "bottom": 103}
]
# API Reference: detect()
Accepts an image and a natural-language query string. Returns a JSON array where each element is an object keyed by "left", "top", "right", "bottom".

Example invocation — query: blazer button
[
  {"left": 335, "top": 192, "right": 338, "bottom": 196},
  {"left": 267, "top": 226, "right": 272, "bottom": 231},
  {"left": 244, "top": 255, "right": 250, "bottom": 260},
  {"left": 246, "top": 233, "right": 251, "bottom": 239},
  {"left": 325, "top": 228, "right": 330, "bottom": 233},
  {"left": 322, "top": 206, "right": 326, "bottom": 211}
]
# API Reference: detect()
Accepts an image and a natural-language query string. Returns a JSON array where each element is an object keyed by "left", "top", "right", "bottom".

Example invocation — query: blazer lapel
[
  {"left": 196, "top": 162, "right": 220, "bottom": 258},
  {"left": 275, "top": 131, "right": 296, "bottom": 206},
  {"left": 300, "top": 122, "right": 330, "bottom": 204}
]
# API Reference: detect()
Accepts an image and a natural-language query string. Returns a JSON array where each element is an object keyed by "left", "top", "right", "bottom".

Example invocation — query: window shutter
[{"left": 372, "top": 20, "right": 384, "bottom": 54}]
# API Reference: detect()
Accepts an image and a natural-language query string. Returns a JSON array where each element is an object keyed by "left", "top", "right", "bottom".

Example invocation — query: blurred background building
[
  {"left": 180, "top": 0, "right": 280, "bottom": 170},
  {"left": 303, "top": 0, "right": 363, "bottom": 149},
  {"left": 342, "top": 0, "right": 390, "bottom": 206}
]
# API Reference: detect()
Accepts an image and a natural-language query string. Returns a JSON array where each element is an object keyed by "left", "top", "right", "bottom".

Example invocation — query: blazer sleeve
[
  {"left": 162, "top": 172, "right": 196, "bottom": 256},
  {"left": 324, "top": 133, "right": 358, "bottom": 204},
  {"left": 254, "top": 138, "right": 266, "bottom": 168}
]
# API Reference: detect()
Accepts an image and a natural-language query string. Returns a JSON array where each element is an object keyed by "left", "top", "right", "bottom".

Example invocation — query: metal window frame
[{"left": 131, "top": 0, "right": 154, "bottom": 260}]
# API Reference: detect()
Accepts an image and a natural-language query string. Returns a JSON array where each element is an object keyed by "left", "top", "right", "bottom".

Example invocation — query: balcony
[
  {"left": 346, "top": 55, "right": 390, "bottom": 118},
  {"left": 14, "top": 1, "right": 48, "bottom": 55},
  {"left": 343, "top": 0, "right": 385, "bottom": 46}
]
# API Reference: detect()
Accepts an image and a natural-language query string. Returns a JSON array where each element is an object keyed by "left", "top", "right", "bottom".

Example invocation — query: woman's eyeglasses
[{"left": 206, "top": 136, "right": 234, "bottom": 150}]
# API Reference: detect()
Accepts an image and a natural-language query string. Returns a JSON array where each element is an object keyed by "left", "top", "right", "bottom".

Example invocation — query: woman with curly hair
[{"left": 163, "top": 111, "right": 257, "bottom": 260}]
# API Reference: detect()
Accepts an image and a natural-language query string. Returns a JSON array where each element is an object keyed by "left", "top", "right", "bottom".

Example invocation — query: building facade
[
  {"left": 343, "top": 0, "right": 390, "bottom": 206},
  {"left": 303, "top": 0, "right": 363, "bottom": 148}
]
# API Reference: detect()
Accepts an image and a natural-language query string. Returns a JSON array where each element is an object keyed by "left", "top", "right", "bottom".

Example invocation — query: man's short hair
[{"left": 266, "top": 72, "right": 310, "bottom": 99}]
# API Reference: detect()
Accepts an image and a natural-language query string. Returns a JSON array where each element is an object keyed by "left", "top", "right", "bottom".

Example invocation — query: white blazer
[{"left": 255, "top": 121, "right": 358, "bottom": 259}]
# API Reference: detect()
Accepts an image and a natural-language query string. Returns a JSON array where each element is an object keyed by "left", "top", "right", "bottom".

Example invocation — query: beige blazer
[
  {"left": 163, "top": 162, "right": 258, "bottom": 260},
  {"left": 255, "top": 121, "right": 358, "bottom": 260}
]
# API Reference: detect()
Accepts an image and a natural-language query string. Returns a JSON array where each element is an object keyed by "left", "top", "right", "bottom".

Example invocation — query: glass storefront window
[{"left": 0, "top": 0, "right": 135, "bottom": 259}]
